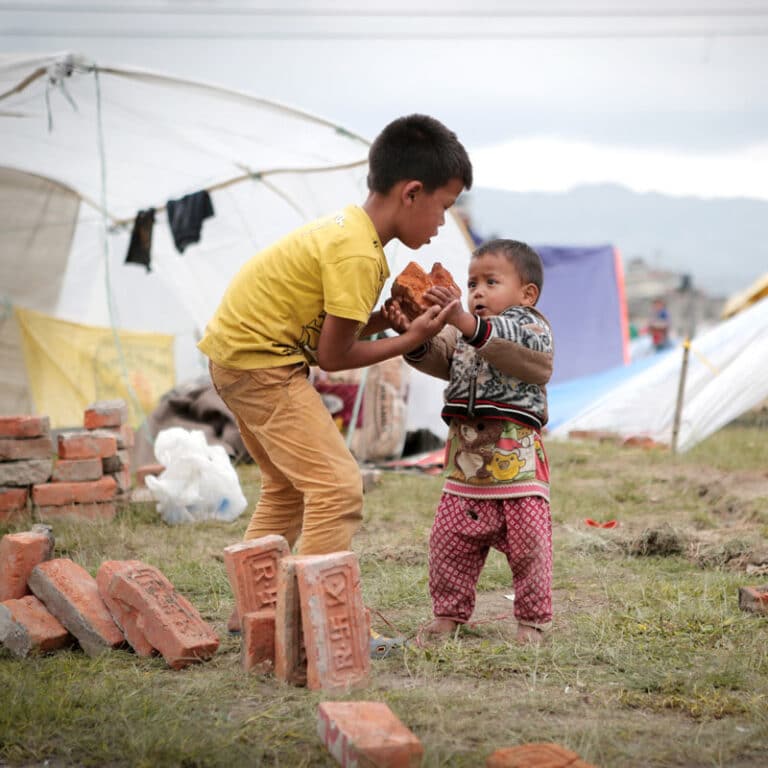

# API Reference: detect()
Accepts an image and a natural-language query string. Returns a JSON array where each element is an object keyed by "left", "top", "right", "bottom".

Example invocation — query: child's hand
[
  {"left": 405, "top": 300, "right": 460, "bottom": 344},
  {"left": 381, "top": 298, "right": 410, "bottom": 334},
  {"left": 424, "top": 286, "right": 466, "bottom": 328}
]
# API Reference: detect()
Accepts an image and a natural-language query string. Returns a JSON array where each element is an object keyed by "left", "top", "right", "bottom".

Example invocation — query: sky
[{"left": 2, "top": 0, "right": 768, "bottom": 204}]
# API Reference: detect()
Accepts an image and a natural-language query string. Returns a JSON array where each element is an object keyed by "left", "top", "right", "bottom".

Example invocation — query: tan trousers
[{"left": 209, "top": 360, "right": 363, "bottom": 555}]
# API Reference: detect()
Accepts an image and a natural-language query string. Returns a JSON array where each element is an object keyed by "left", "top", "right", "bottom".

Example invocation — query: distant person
[
  {"left": 649, "top": 298, "right": 672, "bottom": 352},
  {"left": 197, "top": 114, "right": 472, "bottom": 656},
  {"left": 387, "top": 238, "right": 554, "bottom": 645}
]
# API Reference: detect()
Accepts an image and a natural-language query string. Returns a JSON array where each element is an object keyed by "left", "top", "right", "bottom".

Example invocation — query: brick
[
  {"left": 102, "top": 451, "right": 128, "bottom": 474},
  {"left": 0, "top": 436, "right": 54, "bottom": 461},
  {"left": 0, "top": 487, "right": 29, "bottom": 521},
  {"left": 0, "top": 595, "right": 72, "bottom": 656},
  {"left": 241, "top": 610, "right": 275, "bottom": 672},
  {"left": 486, "top": 743, "right": 596, "bottom": 768},
  {"left": 317, "top": 701, "right": 424, "bottom": 768},
  {"left": 83, "top": 400, "right": 128, "bottom": 430},
  {"left": 0, "top": 415, "right": 50, "bottom": 439},
  {"left": 52, "top": 458, "right": 103, "bottom": 483},
  {"left": 223, "top": 535, "right": 290, "bottom": 632},
  {"left": 90, "top": 426, "right": 133, "bottom": 450},
  {"left": 107, "top": 466, "right": 132, "bottom": 494},
  {"left": 108, "top": 563, "right": 219, "bottom": 669},
  {"left": 295, "top": 552, "right": 370, "bottom": 692},
  {"left": 738, "top": 585, "right": 768, "bottom": 615},
  {"left": 0, "top": 458, "right": 52, "bottom": 487},
  {"left": 96, "top": 560, "right": 155, "bottom": 657},
  {"left": 32, "top": 476, "right": 117, "bottom": 506},
  {"left": 136, "top": 464, "right": 164, "bottom": 487},
  {"left": 274, "top": 556, "right": 307, "bottom": 686},
  {"left": 35, "top": 502, "right": 116, "bottom": 523},
  {"left": 0, "top": 530, "right": 54, "bottom": 601},
  {"left": 57, "top": 431, "right": 117, "bottom": 460},
  {"left": 28, "top": 558, "right": 125, "bottom": 656}
]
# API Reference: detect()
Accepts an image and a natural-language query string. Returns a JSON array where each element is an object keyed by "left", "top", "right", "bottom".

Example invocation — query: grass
[{"left": 1, "top": 422, "right": 768, "bottom": 766}]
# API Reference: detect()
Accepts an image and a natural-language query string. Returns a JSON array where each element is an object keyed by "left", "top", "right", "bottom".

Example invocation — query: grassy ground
[{"left": 1, "top": 421, "right": 767, "bottom": 767}]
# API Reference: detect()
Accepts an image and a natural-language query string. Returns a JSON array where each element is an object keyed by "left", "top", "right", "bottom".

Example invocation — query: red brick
[
  {"left": 32, "top": 476, "right": 117, "bottom": 506},
  {"left": 102, "top": 450, "right": 129, "bottom": 474},
  {"left": 274, "top": 556, "right": 307, "bottom": 686},
  {"left": 0, "top": 530, "right": 54, "bottom": 601},
  {"left": 135, "top": 463, "right": 165, "bottom": 487},
  {"left": 96, "top": 560, "right": 155, "bottom": 657},
  {"left": 295, "top": 551, "right": 370, "bottom": 692},
  {"left": 0, "top": 594, "right": 73, "bottom": 656},
  {"left": 57, "top": 431, "right": 117, "bottom": 460},
  {"left": 0, "top": 459, "right": 52, "bottom": 487},
  {"left": 0, "top": 487, "right": 29, "bottom": 522},
  {"left": 486, "top": 743, "right": 596, "bottom": 768},
  {"left": 108, "top": 563, "right": 219, "bottom": 669},
  {"left": 90, "top": 425, "right": 133, "bottom": 450},
  {"left": 317, "top": 701, "right": 424, "bottom": 768},
  {"left": 35, "top": 502, "right": 116, "bottom": 522},
  {"left": 0, "top": 416, "right": 50, "bottom": 439},
  {"left": 223, "top": 535, "right": 290, "bottom": 632},
  {"left": 83, "top": 400, "right": 128, "bottom": 430},
  {"left": 738, "top": 585, "right": 768, "bottom": 615},
  {"left": 52, "top": 458, "right": 103, "bottom": 483},
  {"left": 28, "top": 558, "right": 125, "bottom": 656},
  {"left": 241, "top": 610, "right": 275, "bottom": 672},
  {"left": 0, "top": 436, "right": 54, "bottom": 461},
  {"left": 107, "top": 466, "right": 132, "bottom": 493}
]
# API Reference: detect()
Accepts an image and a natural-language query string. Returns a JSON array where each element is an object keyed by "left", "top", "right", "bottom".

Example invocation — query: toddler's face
[{"left": 467, "top": 252, "right": 534, "bottom": 317}]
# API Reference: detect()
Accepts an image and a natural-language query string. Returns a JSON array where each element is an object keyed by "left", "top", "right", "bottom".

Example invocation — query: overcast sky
[{"left": 2, "top": 0, "right": 768, "bottom": 199}]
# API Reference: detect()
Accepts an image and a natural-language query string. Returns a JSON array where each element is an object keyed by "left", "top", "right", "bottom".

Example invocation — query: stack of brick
[
  {"left": 83, "top": 399, "right": 134, "bottom": 495},
  {"left": 0, "top": 416, "right": 54, "bottom": 524},
  {"left": 32, "top": 430, "right": 119, "bottom": 522},
  {"left": 0, "top": 528, "right": 220, "bottom": 667},
  {"left": 224, "top": 535, "right": 371, "bottom": 692}
]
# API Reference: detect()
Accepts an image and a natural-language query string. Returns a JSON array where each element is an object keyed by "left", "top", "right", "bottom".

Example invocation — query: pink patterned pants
[{"left": 429, "top": 493, "right": 552, "bottom": 628}]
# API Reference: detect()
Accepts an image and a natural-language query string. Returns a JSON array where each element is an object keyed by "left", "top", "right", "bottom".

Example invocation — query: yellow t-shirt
[{"left": 198, "top": 205, "right": 389, "bottom": 369}]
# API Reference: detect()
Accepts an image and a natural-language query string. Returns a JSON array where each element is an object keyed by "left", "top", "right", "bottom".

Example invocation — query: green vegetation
[{"left": 1, "top": 423, "right": 767, "bottom": 766}]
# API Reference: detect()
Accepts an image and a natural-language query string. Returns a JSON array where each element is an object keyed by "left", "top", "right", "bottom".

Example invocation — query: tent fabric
[
  {"left": 535, "top": 245, "right": 629, "bottom": 384},
  {"left": 549, "top": 296, "right": 768, "bottom": 452},
  {"left": 0, "top": 52, "right": 474, "bottom": 442}
]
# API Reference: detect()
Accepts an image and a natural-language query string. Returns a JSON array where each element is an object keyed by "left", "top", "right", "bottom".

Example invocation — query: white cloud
[{"left": 470, "top": 138, "right": 768, "bottom": 201}]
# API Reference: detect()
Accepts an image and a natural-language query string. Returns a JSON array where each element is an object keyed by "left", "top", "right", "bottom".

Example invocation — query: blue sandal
[{"left": 369, "top": 628, "right": 407, "bottom": 659}]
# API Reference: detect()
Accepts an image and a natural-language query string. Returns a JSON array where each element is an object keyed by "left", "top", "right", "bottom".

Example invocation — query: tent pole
[{"left": 670, "top": 338, "right": 691, "bottom": 454}]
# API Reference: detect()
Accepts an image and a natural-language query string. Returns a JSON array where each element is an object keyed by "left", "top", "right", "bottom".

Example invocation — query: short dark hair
[
  {"left": 367, "top": 114, "right": 473, "bottom": 194},
  {"left": 473, "top": 238, "right": 544, "bottom": 299}
]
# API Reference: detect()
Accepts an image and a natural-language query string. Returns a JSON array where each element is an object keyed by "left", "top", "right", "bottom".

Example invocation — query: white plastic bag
[{"left": 145, "top": 427, "right": 247, "bottom": 525}]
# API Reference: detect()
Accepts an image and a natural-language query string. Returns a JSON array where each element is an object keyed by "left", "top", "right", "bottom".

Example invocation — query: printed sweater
[{"left": 405, "top": 306, "right": 554, "bottom": 429}]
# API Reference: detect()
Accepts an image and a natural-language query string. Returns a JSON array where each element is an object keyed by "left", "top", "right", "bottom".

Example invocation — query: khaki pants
[{"left": 209, "top": 360, "right": 363, "bottom": 555}]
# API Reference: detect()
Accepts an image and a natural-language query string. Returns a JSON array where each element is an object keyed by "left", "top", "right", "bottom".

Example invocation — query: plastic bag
[{"left": 145, "top": 427, "right": 247, "bottom": 525}]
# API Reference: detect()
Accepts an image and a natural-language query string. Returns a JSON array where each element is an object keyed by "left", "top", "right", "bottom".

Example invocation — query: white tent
[
  {"left": 0, "top": 52, "right": 471, "bottom": 442},
  {"left": 550, "top": 295, "right": 768, "bottom": 452}
]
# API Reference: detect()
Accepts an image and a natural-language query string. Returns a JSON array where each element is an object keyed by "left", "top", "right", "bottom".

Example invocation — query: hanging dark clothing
[
  {"left": 166, "top": 190, "right": 215, "bottom": 254},
  {"left": 125, "top": 208, "right": 156, "bottom": 271}
]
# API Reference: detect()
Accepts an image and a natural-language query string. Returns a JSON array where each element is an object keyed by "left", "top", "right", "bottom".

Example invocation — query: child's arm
[{"left": 316, "top": 302, "right": 458, "bottom": 372}]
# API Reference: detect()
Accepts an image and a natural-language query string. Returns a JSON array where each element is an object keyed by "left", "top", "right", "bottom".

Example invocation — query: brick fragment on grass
[
  {"left": 317, "top": 700, "right": 424, "bottom": 768},
  {"left": 240, "top": 609, "right": 275, "bottom": 672},
  {"left": 274, "top": 556, "right": 307, "bottom": 686},
  {"left": 96, "top": 560, "right": 156, "bottom": 657},
  {"left": 295, "top": 551, "right": 370, "bottom": 692},
  {"left": 738, "top": 585, "right": 768, "bottom": 615},
  {"left": 108, "top": 562, "right": 219, "bottom": 669},
  {"left": 0, "top": 594, "right": 72, "bottom": 656},
  {"left": 486, "top": 743, "right": 596, "bottom": 767},
  {"left": 0, "top": 530, "right": 54, "bottom": 601},
  {"left": 27, "top": 558, "right": 125, "bottom": 656}
]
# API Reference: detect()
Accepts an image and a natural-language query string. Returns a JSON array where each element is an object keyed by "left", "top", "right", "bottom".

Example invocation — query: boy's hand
[
  {"left": 381, "top": 298, "right": 410, "bottom": 334},
  {"left": 405, "top": 300, "right": 459, "bottom": 344}
]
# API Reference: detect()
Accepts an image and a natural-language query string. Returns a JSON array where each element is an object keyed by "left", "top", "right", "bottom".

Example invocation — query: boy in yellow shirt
[{"left": 198, "top": 114, "right": 472, "bottom": 649}]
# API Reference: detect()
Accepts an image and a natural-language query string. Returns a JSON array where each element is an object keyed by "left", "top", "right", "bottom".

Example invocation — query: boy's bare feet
[
  {"left": 421, "top": 617, "right": 459, "bottom": 636},
  {"left": 516, "top": 623, "right": 544, "bottom": 645}
]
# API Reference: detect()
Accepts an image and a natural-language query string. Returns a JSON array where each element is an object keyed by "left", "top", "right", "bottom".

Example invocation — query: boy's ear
[
  {"left": 523, "top": 283, "right": 539, "bottom": 306},
  {"left": 402, "top": 180, "right": 423, "bottom": 204}
]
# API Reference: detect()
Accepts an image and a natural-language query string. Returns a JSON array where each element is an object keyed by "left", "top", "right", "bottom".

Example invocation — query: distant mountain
[{"left": 466, "top": 184, "right": 767, "bottom": 298}]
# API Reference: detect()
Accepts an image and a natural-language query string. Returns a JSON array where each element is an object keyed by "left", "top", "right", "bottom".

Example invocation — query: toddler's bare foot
[
  {"left": 516, "top": 624, "right": 544, "bottom": 645},
  {"left": 418, "top": 617, "right": 459, "bottom": 644}
]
